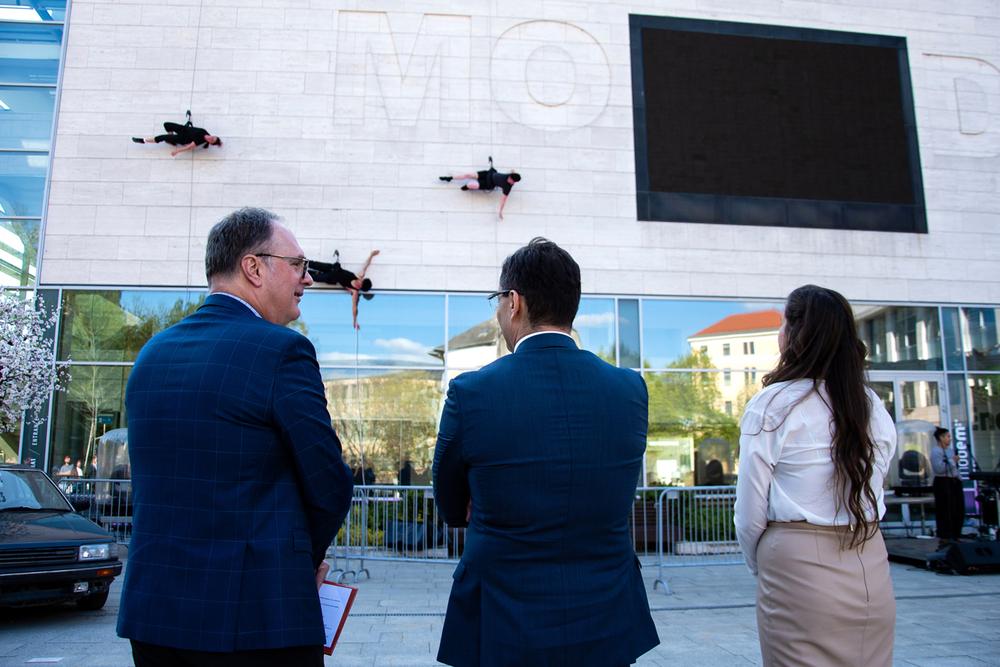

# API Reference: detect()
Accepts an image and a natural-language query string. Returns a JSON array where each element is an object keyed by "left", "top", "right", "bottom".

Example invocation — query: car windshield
[{"left": 0, "top": 469, "right": 73, "bottom": 511}]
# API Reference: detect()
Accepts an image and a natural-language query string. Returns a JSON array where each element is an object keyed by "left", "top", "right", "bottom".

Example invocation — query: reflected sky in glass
[
  {"left": 642, "top": 300, "right": 784, "bottom": 369},
  {"left": 573, "top": 298, "right": 614, "bottom": 359},
  {"left": 0, "top": 24, "right": 63, "bottom": 84},
  {"left": 449, "top": 294, "right": 494, "bottom": 340},
  {"left": 301, "top": 292, "right": 445, "bottom": 366},
  {"left": 0, "top": 87, "right": 56, "bottom": 150}
]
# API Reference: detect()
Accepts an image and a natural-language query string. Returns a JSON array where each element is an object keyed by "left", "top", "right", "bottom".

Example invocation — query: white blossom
[{"left": 0, "top": 290, "right": 70, "bottom": 433}]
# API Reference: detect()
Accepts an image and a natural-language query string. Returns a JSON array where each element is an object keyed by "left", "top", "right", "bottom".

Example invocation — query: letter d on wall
[{"left": 491, "top": 21, "right": 611, "bottom": 131}]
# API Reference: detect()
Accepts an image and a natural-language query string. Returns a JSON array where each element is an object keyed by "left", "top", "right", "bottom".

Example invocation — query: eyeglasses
[
  {"left": 255, "top": 253, "right": 310, "bottom": 279},
  {"left": 487, "top": 289, "right": 517, "bottom": 310}
]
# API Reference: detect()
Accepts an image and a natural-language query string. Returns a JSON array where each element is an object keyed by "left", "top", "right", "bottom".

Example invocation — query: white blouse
[{"left": 734, "top": 379, "right": 896, "bottom": 575}]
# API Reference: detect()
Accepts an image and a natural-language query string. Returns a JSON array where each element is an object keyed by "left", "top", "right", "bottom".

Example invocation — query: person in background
[
  {"left": 58, "top": 455, "right": 74, "bottom": 476},
  {"left": 735, "top": 285, "right": 897, "bottom": 667},
  {"left": 931, "top": 427, "right": 965, "bottom": 547}
]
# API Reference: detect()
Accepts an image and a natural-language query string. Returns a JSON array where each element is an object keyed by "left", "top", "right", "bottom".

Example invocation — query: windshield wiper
[{"left": 0, "top": 506, "right": 54, "bottom": 512}]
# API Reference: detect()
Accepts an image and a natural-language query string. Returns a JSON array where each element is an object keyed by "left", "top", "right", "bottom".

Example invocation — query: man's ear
[
  {"left": 241, "top": 255, "right": 265, "bottom": 287},
  {"left": 509, "top": 290, "right": 525, "bottom": 321}
]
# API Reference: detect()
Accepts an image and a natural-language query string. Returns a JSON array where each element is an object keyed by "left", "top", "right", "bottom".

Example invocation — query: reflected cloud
[
  {"left": 573, "top": 312, "right": 615, "bottom": 328},
  {"left": 375, "top": 337, "right": 432, "bottom": 356}
]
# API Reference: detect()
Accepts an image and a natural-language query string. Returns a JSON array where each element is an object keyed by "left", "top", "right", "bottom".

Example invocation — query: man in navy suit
[
  {"left": 118, "top": 207, "right": 354, "bottom": 666},
  {"left": 433, "top": 238, "right": 659, "bottom": 667}
]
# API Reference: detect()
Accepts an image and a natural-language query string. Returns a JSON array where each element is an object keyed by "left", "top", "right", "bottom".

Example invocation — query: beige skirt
[{"left": 756, "top": 521, "right": 895, "bottom": 667}]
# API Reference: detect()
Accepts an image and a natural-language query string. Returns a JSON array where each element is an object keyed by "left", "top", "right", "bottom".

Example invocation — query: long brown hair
[{"left": 762, "top": 285, "right": 878, "bottom": 548}]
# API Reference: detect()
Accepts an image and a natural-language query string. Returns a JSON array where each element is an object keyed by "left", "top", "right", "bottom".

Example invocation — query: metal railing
[
  {"left": 55, "top": 478, "right": 746, "bottom": 592},
  {"left": 327, "top": 485, "right": 744, "bottom": 589},
  {"left": 57, "top": 478, "right": 133, "bottom": 544}
]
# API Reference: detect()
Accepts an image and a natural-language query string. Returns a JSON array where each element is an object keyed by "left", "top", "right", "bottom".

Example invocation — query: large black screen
[{"left": 630, "top": 16, "right": 926, "bottom": 232}]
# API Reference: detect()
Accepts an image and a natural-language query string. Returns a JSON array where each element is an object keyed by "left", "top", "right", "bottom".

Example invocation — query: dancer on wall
[
  {"left": 309, "top": 250, "right": 380, "bottom": 330},
  {"left": 440, "top": 156, "right": 520, "bottom": 220},
  {"left": 132, "top": 110, "right": 222, "bottom": 157}
]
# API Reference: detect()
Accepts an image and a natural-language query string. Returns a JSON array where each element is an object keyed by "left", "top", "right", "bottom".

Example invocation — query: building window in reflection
[{"left": 855, "top": 305, "right": 942, "bottom": 371}]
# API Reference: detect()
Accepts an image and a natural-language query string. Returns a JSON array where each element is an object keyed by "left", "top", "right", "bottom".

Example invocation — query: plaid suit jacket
[
  {"left": 433, "top": 333, "right": 660, "bottom": 667},
  {"left": 117, "top": 294, "right": 353, "bottom": 651}
]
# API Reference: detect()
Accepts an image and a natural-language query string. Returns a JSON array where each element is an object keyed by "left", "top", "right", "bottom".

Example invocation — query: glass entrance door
[{"left": 869, "top": 374, "right": 946, "bottom": 490}]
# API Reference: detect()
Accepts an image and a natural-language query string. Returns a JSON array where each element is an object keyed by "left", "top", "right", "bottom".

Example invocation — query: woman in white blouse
[{"left": 735, "top": 285, "right": 897, "bottom": 667}]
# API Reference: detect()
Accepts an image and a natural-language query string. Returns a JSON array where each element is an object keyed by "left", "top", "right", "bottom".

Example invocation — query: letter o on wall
[{"left": 491, "top": 21, "right": 611, "bottom": 131}]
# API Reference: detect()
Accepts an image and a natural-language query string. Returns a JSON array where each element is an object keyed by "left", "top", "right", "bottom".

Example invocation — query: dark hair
[
  {"left": 499, "top": 237, "right": 580, "bottom": 328},
  {"left": 510, "top": 173, "right": 521, "bottom": 182},
  {"left": 205, "top": 207, "right": 277, "bottom": 283},
  {"left": 361, "top": 278, "right": 372, "bottom": 292},
  {"left": 762, "top": 285, "right": 877, "bottom": 549},
  {"left": 934, "top": 427, "right": 950, "bottom": 442}
]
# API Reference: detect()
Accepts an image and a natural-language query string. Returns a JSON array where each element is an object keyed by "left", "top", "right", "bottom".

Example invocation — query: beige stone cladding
[{"left": 42, "top": 0, "right": 1000, "bottom": 304}]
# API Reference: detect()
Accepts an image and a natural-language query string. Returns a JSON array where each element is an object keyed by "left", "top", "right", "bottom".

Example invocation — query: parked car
[{"left": 0, "top": 464, "right": 123, "bottom": 609}]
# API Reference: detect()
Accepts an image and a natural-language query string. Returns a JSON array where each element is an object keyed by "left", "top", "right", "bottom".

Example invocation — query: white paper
[{"left": 318, "top": 582, "right": 354, "bottom": 647}]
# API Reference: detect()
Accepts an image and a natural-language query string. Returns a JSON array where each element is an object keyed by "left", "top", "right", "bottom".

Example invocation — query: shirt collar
[
  {"left": 214, "top": 292, "right": 262, "bottom": 318},
  {"left": 513, "top": 330, "right": 574, "bottom": 353}
]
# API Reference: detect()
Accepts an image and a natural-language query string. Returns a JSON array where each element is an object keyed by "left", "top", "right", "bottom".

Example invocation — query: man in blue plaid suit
[{"left": 118, "top": 207, "right": 354, "bottom": 667}]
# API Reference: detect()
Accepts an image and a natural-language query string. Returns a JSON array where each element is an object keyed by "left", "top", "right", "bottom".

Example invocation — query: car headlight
[{"left": 79, "top": 543, "right": 117, "bottom": 561}]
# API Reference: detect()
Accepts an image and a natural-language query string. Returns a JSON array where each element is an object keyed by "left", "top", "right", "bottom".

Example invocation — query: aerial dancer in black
[
  {"left": 308, "top": 249, "right": 380, "bottom": 329},
  {"left": 132, "top": 110, "right": 222, "bottom": 157},
  {"left": 440, "top": 156, "right": 520, "bottom": 220}
]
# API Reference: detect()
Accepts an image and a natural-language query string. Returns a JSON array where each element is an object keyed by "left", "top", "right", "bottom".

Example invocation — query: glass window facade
[
  {"left": 5, "top": 288, "right": 990, "bottom": 492},
  {"left": 0, "top": 0, "right": 65, "bottom": 287}
]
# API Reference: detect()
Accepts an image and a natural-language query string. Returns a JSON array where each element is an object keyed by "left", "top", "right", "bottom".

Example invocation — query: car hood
[{"left": 0, "top": 510, "right": 113, "bottom": 546}]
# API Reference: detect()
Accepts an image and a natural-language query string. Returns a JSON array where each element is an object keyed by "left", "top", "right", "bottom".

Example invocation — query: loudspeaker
[{"left": 944, "top": 542, "right": 1000, "bottom": 575}]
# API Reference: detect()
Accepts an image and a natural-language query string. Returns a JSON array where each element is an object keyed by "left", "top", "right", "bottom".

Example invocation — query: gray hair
[{"left": 205, "top": 207, "right": 278, "bottom": 283}]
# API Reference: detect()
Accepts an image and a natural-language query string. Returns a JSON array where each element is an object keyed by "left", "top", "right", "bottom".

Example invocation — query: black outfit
[
  {"left": 933, "top": 476, "right": 966, "bottom": 540},
  {"left": 154, "top": 121, "right": 210, "bottom": 147},
  {"left": 308, "top": 260, "right": 357, "bottom": 289},
  {"left": 475, "top": 168, "right": 515, "bottom": 195}
]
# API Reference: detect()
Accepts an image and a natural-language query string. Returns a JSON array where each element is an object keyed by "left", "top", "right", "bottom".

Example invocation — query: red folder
[{"left": 319, "top": 580, "right": 358, "bottom": 655}]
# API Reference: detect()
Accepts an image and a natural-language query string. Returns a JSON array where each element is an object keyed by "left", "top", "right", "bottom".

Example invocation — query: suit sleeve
[
  {"left": 272, "top": 334, "right": 355, "bottom": 569},
  {"left": 433, "top": 380, "right": 470, "bottom": 528}
]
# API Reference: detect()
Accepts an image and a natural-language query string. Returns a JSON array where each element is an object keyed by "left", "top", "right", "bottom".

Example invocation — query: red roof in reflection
[{"left": 691, "top": 309, "right": 782, "bottom": 337}]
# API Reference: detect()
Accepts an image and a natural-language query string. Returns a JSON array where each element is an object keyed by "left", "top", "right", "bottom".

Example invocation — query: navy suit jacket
[
  {"left": 117, "top": 294, "right": 354, "bottom": 652},
  {"left": 433, "top": 333, "right": 660, "bottom": 667}
]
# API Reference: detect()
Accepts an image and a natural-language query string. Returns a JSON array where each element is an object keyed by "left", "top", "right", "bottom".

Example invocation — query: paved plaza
[{"left": 1, "top": 554, "right": 997, "bottom": 667}]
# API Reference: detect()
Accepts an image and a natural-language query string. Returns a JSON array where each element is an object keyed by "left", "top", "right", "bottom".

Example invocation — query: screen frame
[{"left": 629, "top": 14, "right": 927, "bottom": 233}]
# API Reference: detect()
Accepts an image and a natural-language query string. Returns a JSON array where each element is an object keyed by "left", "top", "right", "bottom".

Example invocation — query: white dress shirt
[{"left": 734, "top": 379, "right": 896, "bottom": 575}]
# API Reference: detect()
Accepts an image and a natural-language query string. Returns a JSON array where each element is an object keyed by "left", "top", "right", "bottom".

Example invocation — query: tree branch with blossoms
[{"left": 0, "top": 290, "right": 70, "bottom": 433}]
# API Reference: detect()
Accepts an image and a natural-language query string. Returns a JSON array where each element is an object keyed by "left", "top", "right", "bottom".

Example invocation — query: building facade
[{"left": 1, "top": 0, "right": 998, "bottom": 490}]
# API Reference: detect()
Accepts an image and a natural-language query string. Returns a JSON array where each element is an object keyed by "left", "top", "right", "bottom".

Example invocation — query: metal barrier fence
[
  {"left": 57, "top": 478, "right": 133, "bottom": 545},
  {"left": 55, "top": 478, "right": 743, "bottom": 592},
  {"left": 328, "top": 485, "right": 743, "bottom": 590}
]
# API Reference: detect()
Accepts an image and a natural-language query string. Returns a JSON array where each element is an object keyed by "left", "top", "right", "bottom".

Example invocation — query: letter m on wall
[{"left": 335, "top": 12, "right": 471, "bottom": 126}]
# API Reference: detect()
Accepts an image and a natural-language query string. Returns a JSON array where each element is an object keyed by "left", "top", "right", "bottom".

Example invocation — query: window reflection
[
  {"left": 856, "top": 305, "right": 942, "bottom": 370},
  {"left": 0, "top": 0, "right": 66, "bottom": 22},
  {"left": 0, "top": 23, "right": 63, "bottom": 84},
  {"left": 969, "top": 374, "right": 1000, "bottom": 475},
  {"left": 573, "top": 298, "right": 615, "bottom": 362},
  {"left": 618, "top": 299, "right": 640, "bottom": 368},
  {"left": 0, "top": 87, "right": 56, "bottom": 150},
  {"left": 644, "top": 370, "right": 748, "bottom": 486},
  {"left": 0, "top": 218, "right": 37, "bottom": 286},
  {"left": 642, "top": 300, "right": 783, "bottom": 370},
  {"left": 322, "top": 369, "right": 444, "bottom": 484},
  {"left": 302, "top": 292, "right": 444, "bottom": 367},
  {"left": 443, "top": 295, "right": 502, "bottom": 373},
  {"left": 0, "top": 150, "right": 48, "bottom": 216},
  {"left": 49, "top": 365, "right": 129, "bottom": 479},
  {"left": 963, "top": 308, "right": 1000, "bottom": 371},
  {"left": 58, "top": 290, "right": 202, "bottom": 362}
]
